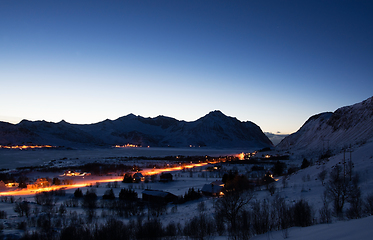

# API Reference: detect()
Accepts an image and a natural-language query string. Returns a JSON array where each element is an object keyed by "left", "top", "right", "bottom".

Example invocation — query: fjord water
[{"left": 0, "top": 147, "right": 250, "bottom": 169}]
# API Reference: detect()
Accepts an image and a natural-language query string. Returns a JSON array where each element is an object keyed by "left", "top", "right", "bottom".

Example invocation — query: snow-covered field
[{"left": 1, "top": 139, "right": 373, "bottom": 239}]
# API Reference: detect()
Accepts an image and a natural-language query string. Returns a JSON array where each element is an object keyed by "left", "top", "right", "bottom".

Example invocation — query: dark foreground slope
[{"left": 0, "top": 111, "right": 272, "bottom": 149}]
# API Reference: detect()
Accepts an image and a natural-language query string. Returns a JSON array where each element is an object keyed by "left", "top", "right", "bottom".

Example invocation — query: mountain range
[
  {"left": 277, "top": 96, "right": 373, "bottom": 156},
  {"left": 2, "top": 96, "right": 372, "bottom": 153},
  {"left": 0, "top": 110, "right": 273, "bottom": 149}
]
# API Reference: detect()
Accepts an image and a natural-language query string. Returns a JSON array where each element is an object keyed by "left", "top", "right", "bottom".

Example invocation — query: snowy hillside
[
  {"left": 272, "top": 136, "right": 373, "bottom": 210},
  {"left": 0, "top": 111, "right": 273, "bottom": 149},
  {"left": 249, "top": 215, "right": 373, "bottom": 240},
  {"left": 250, "top": 137, "right": 373, "bottom": 239},
  {"left": 277, "top": 96, "right": 373, "bottom": 156}
]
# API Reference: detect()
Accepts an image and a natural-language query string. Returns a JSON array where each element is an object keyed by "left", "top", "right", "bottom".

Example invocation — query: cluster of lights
[
  {"left": 237, "top": 152, "right": 245, "bottom": 160},
  {"left": 114, "top": 144, "right": 139, "bottom": 148},
  {"left": 235, "top": 151, "right": 259, "bottom": 161},
  {"left": 0, "top": 145, "right": 54, "bottom": 150}
]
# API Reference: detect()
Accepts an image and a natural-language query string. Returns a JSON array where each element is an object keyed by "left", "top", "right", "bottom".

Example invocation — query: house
[
  {"left": 133, "top": 173, "right": 145, "bottom": 183},
  {"left": 202, "top": 180, "right": 224, "bottom": 196},
  {"left": 27, "top": 178, "right": 50, "bottom": 190},
  {"left": 5, "top": 182, "right": 19, "bottom": 188},
  {"left": 63, "top": 170, "right": 90, "bottom": 177},
  {"left": 64, "top": 170, "right": 78, "bottom": 176},
  {"left": 36, "top": 178, "right": 50, "bottom": 187},
  {"left": 262, "top": 171, "right": 275, "bottom": 185},
  {"left": 142, "top": 189, "right": 178, "bottom": 203},
  {"left": 160, "top": 173, "right": 173, "bottom": 182}
]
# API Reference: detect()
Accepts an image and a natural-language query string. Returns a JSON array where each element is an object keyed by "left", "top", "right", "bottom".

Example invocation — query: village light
[
  {"left": 237, "top": 152, "right": 245, "bottom": 160},
  {"left": 114, "top": 144, "right": 138, "bottom": 148}
]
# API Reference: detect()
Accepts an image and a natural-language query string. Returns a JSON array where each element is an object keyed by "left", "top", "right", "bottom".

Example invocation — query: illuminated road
[{"left": 0, "top": 162, "right": 210, "bottom": 196}]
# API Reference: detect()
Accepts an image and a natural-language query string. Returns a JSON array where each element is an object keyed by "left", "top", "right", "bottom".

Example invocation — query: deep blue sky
[{"left": 1, "top": 0, "right": 372, "bottom": 134}]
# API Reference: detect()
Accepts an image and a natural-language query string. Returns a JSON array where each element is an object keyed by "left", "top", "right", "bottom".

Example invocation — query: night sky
[{"left": 1, "top": 0, "right": 372, "bottom": 134}]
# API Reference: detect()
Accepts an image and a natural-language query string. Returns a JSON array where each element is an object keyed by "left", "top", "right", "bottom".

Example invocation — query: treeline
[
  {"left": 14, "top": 190, "right": 373, "bottom": 240},
  {"left": 21, "top": 217, "right": 186, "bottom": 240},
  {"left": 3, "top": 185, "right": 373, "bottom": 240}
]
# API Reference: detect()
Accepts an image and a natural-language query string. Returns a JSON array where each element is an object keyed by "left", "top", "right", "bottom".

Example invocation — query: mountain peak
[
  {"left": 205, "top": 110, "right": 227, "bottom": 118},
  {"left": 209, "top": 110, "right": 224, "bottom": 115},
  {"left": 58, "top": 120, "right": 69, "bottom": 124}
]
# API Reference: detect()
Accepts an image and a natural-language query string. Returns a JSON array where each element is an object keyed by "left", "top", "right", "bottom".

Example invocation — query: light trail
[{"left": 0, "top": 162, "right": 210, "bottom": 196}]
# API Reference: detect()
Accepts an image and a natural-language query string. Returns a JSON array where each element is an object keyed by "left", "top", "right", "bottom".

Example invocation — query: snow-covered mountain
[
  {"left": 0, "top": 110, "right": 272, "bottom": 149},
  {"left": 277, "top": 96, "right": 373, "bottom": 156}
]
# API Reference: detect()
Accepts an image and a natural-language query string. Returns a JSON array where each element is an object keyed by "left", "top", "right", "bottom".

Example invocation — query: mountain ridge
[
  {"left": 276, "top": 96, "right": 373, "bottom": 155},
  {"left": 0, "top": 110, "right": 273, "bottom": 149}
]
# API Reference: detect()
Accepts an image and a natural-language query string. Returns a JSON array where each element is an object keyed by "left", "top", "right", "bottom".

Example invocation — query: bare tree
[
  {"left": 325, "top": 165, "right": 360, "bottom": 218},
  {"left": 82, "top": 189, "right": 97, "bottom": 222},
  {"left": 271, "top": 195, "right": 291, "bottom": 231},
  {"left": 364, "top": 192, "right": 373, "bottom": 216},
  {"left": 346, "top": 173, "right": 362, "bottom": 219},
  {"left": 325, "top": 165, "right": 348, "bottom": 217},
  {"left": 268, "top": 184, "right": 276, "bottom": 196},
  {"left": 60, "top": 224, "right": 91, "bottom": 240},
  {"left": 35, "top": 192, "right": 56, "bottom": 207},
  {"left": 282, "top": 175, "right": 288, "bottom": 189},
  {"left": 292, "top": 199, "right": 313, "bottom": 227},
  {"left": 317, "top": 169, "right": 328, "bottom": 186},
  {"left": 252, "top": 199, "right": 271, "bottom": 235},
  {"left": 319, "top": 191, "right": 332, "bottom": 224},
  {"left": 214, "top": 190, "right": 254, "bottom": 234},
  {"left": 95, "top": 218, "right": 131, "bottom": 240},
  {"left": 14, "top": 200, "right": 30, "bottom": 218},
  {"left": 184, "top": 214, "right": 215, "bottom": 240}
]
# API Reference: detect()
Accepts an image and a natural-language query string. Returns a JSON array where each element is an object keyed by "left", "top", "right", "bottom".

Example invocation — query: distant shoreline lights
[
  {"left": 0, "top": 145, "right": 54, "bottom": 150},
  {"left": 114, "top": 144, "right": 142, "bottom": 148}
]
